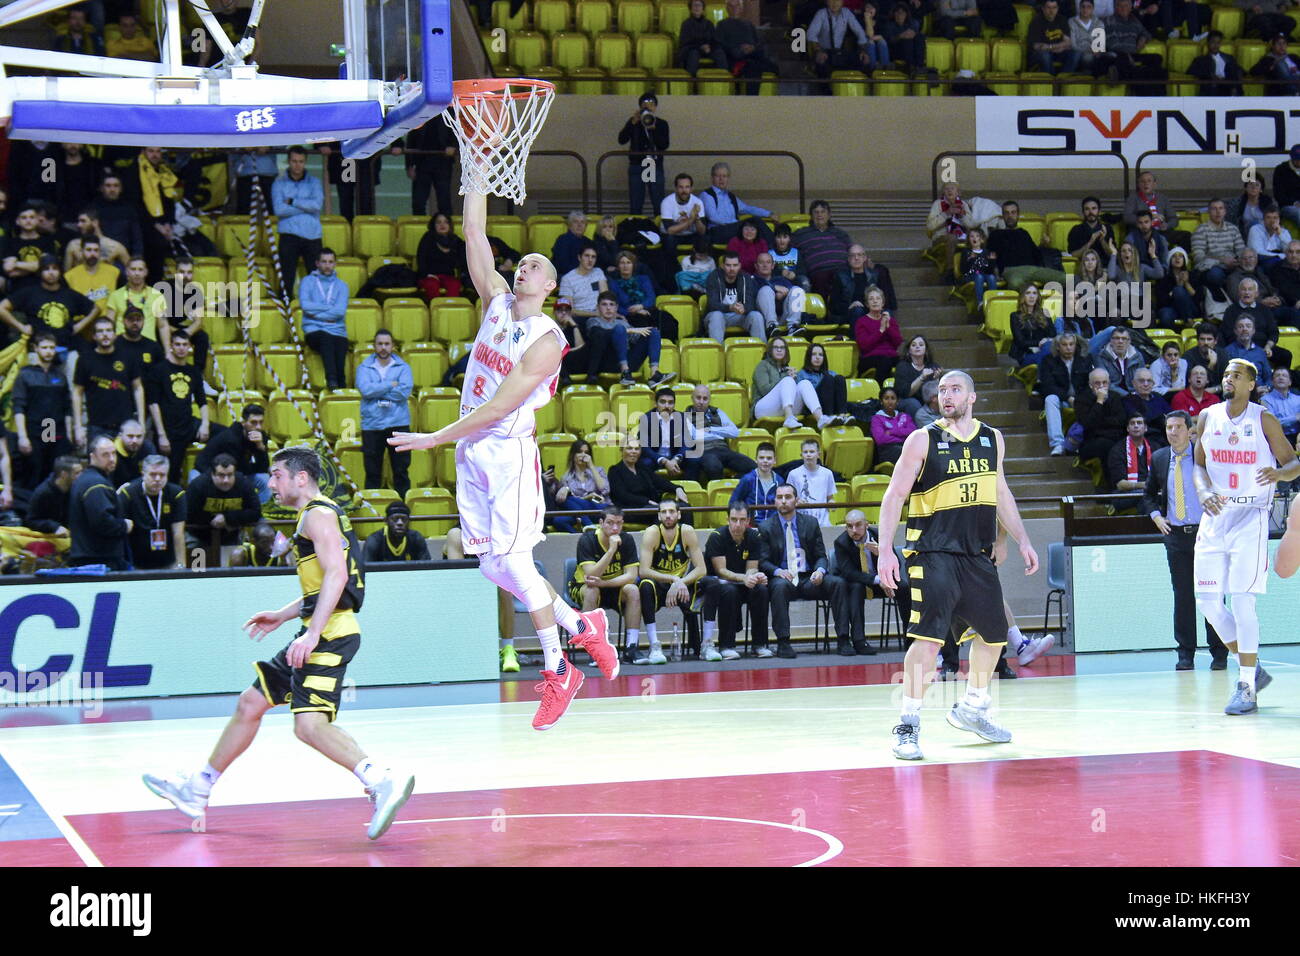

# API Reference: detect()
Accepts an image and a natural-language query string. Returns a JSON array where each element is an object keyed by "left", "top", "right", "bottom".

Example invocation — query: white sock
[
  {"left": 703, "top": 620, "right": 717, "bottom": 645},
  {"left": 539, "top": 624, "right": 564, "bottom": 674},
  {"left": 964, "top": 685, "right": 991, "bottom": 708},
  {"left": 191, "top": 763, "right": 220, "bottom": 796},
  {"left": 645, "top": 623, "right": 658, "bottom": 646},
  {"left": 551, "top": 598, "right": 581, "bottom": 635},
  {"left": 1240, "top": 664, "right": 1257, "bottom": 691},
  {"left": 901, "top": 695, "right": 923, "bottom": 719},
  {"left": 1007, "top": 626, "right": 1027, "bottom": 652},
  {"left": 626, "top": 628, "right": 640, "bottom": 650},
  {"left": 353, "top": 758, "right": 384, "bottom": 789}
]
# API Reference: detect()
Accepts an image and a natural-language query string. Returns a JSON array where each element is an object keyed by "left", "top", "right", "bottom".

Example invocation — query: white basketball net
[{"left": 443, "top": 80, "right": 555, "bottom": 203}]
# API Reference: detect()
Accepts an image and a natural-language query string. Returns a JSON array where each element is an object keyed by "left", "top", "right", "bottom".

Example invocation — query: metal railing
[
  {"left": 593, "top": 148, "right": 805, "bottom": 215},
  {"left": 930, "top": 149, "right": 1131, "bottom": 201}
]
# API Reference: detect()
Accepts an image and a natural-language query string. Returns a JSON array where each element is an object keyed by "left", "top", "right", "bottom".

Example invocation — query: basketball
[{"left": 457, "top": 96, "right": 507, "bottom": 151}]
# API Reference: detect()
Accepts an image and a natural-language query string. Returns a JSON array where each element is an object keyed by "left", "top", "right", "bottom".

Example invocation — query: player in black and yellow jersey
[
  {"left": 143, "top": 447, "right": 415, "bottom": 840},
  {"left": 876, "top": 371, "right": 1040, "bottom": 761},
  {"left": 569, "top": 505, "right": 642, "bottom": 642},
  {"left": 229, "top": 521, "right": 289, "bottom": 568},
  {"left": 633, "top": 498, "right": 707, "bottom": 665}
]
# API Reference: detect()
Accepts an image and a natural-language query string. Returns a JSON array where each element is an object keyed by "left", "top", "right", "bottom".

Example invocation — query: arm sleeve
[
  {"left": 234, "top": 481, "right": 261, "bottom": 525},
  {"left": 10, "top": 372, "right": 28, "bottom": 416},
  {"left": 85, "top": 484, "right": 129, "bottom": 538},
  {"left": 411, "top": 533, "right": 431, "bottom": 561},
  {"left": 295, "top": 179, "right": 324, "bottom": 216},
  {"left": 363, "top": 532, "right": 383, "bottom": 563},
  {"left": 271, "top": 179, "right": 294, "bottom": 218},
  {"left": 354, "top": 364, "right": 387, "bottom": 399},
  {"left": 713, "top": 409, "right": 740, "bottom": 440},
  {"left": 700, "top": 190, "right": 719, "bottom": 222}
]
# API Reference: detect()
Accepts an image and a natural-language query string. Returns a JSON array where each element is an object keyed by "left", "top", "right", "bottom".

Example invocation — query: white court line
[{"left": 7, "top": 771, "right": 103, "bottom": 867}]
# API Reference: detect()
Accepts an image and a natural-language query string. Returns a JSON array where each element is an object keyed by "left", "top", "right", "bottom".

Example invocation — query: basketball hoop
[{"left": 443, "top": 78, "right": 555, "bottom": 203}]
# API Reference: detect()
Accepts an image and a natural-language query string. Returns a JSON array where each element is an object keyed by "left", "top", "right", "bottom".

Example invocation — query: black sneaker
[
  {"left": 996, "top": 664, "right": 1018, "bottom": 680},
  {"left": 837, "top": 639, "right": 856, "bottom": 657},
  {"left": 854, "top": 640, "right": 877, "bottom": 656},
  {"left": 619, "top": 372, "right": 635, "bottom": 387},
  {"left": 776, "top": 641, "right": 798, "bottom": 659},
  {"left": 1210, "top": 657, "right": 1229, "bottom": 671},
  {"left": 647, "top": 370, "right": 675, "bottom": 387},
  {"left": 620, "top": 647, "right": 639, "bottom": 665}
]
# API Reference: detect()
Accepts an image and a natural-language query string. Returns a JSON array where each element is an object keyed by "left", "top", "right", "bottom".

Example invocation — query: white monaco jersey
[{"left": 1200, "top": 401, "right": 1276, "bottom": 509}]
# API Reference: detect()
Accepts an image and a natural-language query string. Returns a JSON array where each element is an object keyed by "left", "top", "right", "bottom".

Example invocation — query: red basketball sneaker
[
  {"left": 532, "top": 660, "right": 586, "bottom": 731},
  {"left": 570, "top": 609, "right": 619, "bottom": 680}
]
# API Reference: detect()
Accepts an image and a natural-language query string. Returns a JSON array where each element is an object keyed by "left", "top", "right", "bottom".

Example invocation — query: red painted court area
[{"left": 46, "top": 751, "right": 1300, "bottom": 867}]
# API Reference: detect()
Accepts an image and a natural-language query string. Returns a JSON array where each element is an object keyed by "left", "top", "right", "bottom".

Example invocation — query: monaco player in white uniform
[
  {"left": 391, "top": 189, "right": 619, "bottom": 731},
  {"left": 1193, "top": 358, "right": 1300, "bottom": 715}
]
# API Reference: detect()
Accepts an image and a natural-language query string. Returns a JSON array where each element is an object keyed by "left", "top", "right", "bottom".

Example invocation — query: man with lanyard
[
  {"left": 1143, "top": 410, "right": 1229, "bottom": 672},
  {"left": 118, "top": 453, "right": 187, "bottom": 569}
]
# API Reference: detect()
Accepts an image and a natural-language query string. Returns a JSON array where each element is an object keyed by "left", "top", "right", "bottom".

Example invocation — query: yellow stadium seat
[
  {"left": 433, "top": 444, "right": 457, "bottom": 489},
  {"left": 1164, "top": 38, "right": 1199, "bottom": 73},
  {"left": 510, "top": 30, "right": 548, "bottom": 70},
  {"left": 564, "top": 66, "right": 607, "bottom": 93},
  {"left": 562, "top": 384, "right": 610, "bottom": 434},
  {"left": 847, "top": 377, "right": 879, "bottom": 403},
  {"left": 872, "top": 70, "right": 907, "bottom": 95},
  {"left": 552, "top": 31, "right": 591, "bottom": 70},
  {"left": 1168, "top": 72, "right": 1198, "bottom": 97},
  {"left": 1142, "top": 39, "right": 1166, "bottom": 64},
  {"left": 330, "top": 256, "right": 365, "bottom": 298},
  {"left": 404, "top": 342, "right": 449, "bottom": 388},
  {"left": 1013, "top": 2, "right": 1033, "bottom": 38},
  {"left": 216, "top": 215, "right": 250, "bottom": 258},
  {"left": 1214, "top": 7, "right": 1245, "bottom": 39},
  {"left": 655, "top": 295, "right": 699, "bottom": 336},
  {"left": 383, "top": 298, "right": 430, "bottom": 343},
  {"left": 395, "top": 216, "right": 428, "bottom": 259},
  {"left": 676, "top": 479, "right": 707, "bottom": 515},
  {"left": 536, "top": 395, "right": 563, "bottom": 433},
  {"left": 817, "top": 339, "right": 856, "bottom": 377},
  {"left": 351, "top": 216, "right": 394, "bottom": 258},
  {"left": 537, "top": 432, "right": 580, "bottom": 474},
  {"left": 611, "top": 384, "right": 653, "bottom": 433},
  {"left": 724, "top": 337, "right": 767, "bottom": 384},
  {"left": 850, "top": 474, "right": 890, "bottom": 524},
  {"left": 418, "top": 387, "right": 462, "bottom": 433},
  {"left": 776, "top": 426, "right": 818, "bottom": 463},
  {"left": 805, "top": 293, "right": 827, "bottom": 320},
  {"left": 1019, "top": 72, "right": 1054, "bottom": 96},
  {"left": 695, "top": 68, "right": 734, "bottom": 94},
  {"left": 1277, "top": 326, "right": 1300, "bottom": 361},
  {"left": 635, "top": 31, "right": 674, "bottom": 71},
  {"left": 486, "top": 215, "right": 527, "bottom": 254},
  {"left": 656, "top": 67, "right": 694, "bottom": 95},
  {"left": 983, "top": 72, "right": 1019, "bottom": 96},
  {"left": 830, "top": 70, "right": 869, "bottom": 95},
  {"left": 609, "top": 66, "right": 649, "bottom": 95},
  {"left": 982, "top": 297, "right": 1016, "bottom": 352},
  {"left": 709, "top": 382, "right": 748, "bottom": 429},
  {"left": 191, "top": 256, "right": 226, "bottom": 290},
  {"left": 954, "top": 38, "right": 989, "bottom": 73},
  {"left": 334, "top": 440, "right": 365, "bottom": 490},
  {"left": 214, "top": 389, "right": 264, "bottom": 427},
  {"left": 785, "top": 339, "right": 808, "bottom": 370},
  {"left": 585, "top": 430, "right": 625, "bottom": 471},
  {"left": 594, "top": 31, "right": 632, "bottom": 70},
  {"left": 266, "top": 389, "right": 315, "bottom": 442},
  {"left": 618, "top": 0, "right": 654, "bottom": 36},
  {"left": 704, "top": 478, "right": 739, "bottom": 525},
  {"left": 491, "top": 0, "right": 530, "bottom": 30},
  {"left": 353, "top": 489, "right": 401, "bottom": 540},
  {"left": 320, "top": 215, "right": 351, "bottom": 257},
  {"left": 733, "top": 427, "right": 769, "bottom": 460},
  {"left": 534, "top": 0, "right": 571, "bottom": 34},
  {"left": 1059, "top": 79, "right": 1093, "bottom": 96},
  {"left": 526, "top": 215, "right": 569, "bottom": 256},
  {"left": 990, "top": 36, "right": 1023, "bottom": 72},
  {"left": 246, "top": 305, "right": 288, "bottom": 346},
  {"left": 657, "top": 340, "right": 680, "bottom": 381},
  {"left": 319, "top": 390, "right": 362, "bottom": 441},
  {"left": 1048, "top": 216, "right": 1081, "bottom": 251},
  {"left": 345, "top": 298, "right": 383, "bottom": 346},
  {"left": 406, "top": 487, "right": 459, "bottom": 535},
  {"left": 429, "top": 297, "right": 478, "bottom": 343},
  {"left": 828, "top": 481, "right": 850, "bottom": 525},
  {"left": 211, "top": 345, "right": 252, "bottom": 390},
  {"left": 1017, "top": 213, "right": 1045, "bottom": 245},
  {"left": 1235, "top": 38, "right": 1266, "bottom": 70},
  {"left": 928, "top": 38, "right": 953, "bottom": 73},
  {"left": 823, "top": 425, "right": 872, "bottom": 476},
  {"left": 681, "top": 337, "right": 723, "bottom": 383},
  {"left": 575, "top": 0, "right": 612, "bottom": 33},
  {"left": 256, "top": 346, "right": 306, "bottom": 393},
  {"left": 658, "top": 0, "right": 690, "bottom": 36},
  {"left": 480, "top": 27, "right": 506, "bottom": 67}
]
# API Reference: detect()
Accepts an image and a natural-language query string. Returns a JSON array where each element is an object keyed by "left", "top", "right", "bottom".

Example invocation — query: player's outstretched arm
[
  {"left": 993, "top": 429, "right": 1038, "bottom": 575},
  {"left": 463, "top": 190, "right": 510, "bottom": 303},
  {"left": 875, "top": 428, "right": 929, "bottom": 592},
  {"left": 389, "top": 333, "right": 564, "bottom": 451}
]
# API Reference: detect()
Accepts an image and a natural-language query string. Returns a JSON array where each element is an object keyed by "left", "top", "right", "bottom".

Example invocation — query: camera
[{"left": 640, "top": 109, "right": 656, "bottom": 127}]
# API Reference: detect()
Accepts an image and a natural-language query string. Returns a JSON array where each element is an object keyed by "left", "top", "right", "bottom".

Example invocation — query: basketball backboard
[{"left": 0, "top": 0, "right": 452, "bottom": 157}]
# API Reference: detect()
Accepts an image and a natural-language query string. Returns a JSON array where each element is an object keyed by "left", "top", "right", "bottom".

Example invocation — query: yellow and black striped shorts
[
  {"left": 252, "top": 628, "right": 361, "bottom": 722},
  {"left": 904, "top": 551, "right": 1007, "bottom": 647}
]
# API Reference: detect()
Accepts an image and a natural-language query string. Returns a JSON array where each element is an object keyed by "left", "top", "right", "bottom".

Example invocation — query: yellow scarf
[{"left": 138, "top": 153, "right": 182, "bottom": 219}]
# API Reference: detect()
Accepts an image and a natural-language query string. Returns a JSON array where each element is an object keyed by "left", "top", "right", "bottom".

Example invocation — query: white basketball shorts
[
  {"left": 456, "top": 435, "right": 546, "bottom": 556},
  {"left": 1194, "top": 506, "right": 1269, "bottom": 596}
]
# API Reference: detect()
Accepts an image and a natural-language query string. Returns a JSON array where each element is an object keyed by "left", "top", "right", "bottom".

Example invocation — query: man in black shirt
[
  {"left": 115, "top": 305, "right": 165, "bottom": 372},
  {"left": 607, "top": 434, "right": 688, "bottom": 512},
  {"left": 24, "top": 455, "right": 82, "bottom": 535},
  {"left": 566, "top": 506, "right": 643, "bottom": 639},
  {"left": 1066, "top": 196, "right": 1117, "bottom": 266},
  {"left": 67, "top": 434, "right": 132, "bottom": 569},
  {"left": 1, "top": 205, "right": 59, "bottom": 296},
  {"left": 700, "top": 502, "right": 771, "bottom": 659},
  {"left": 74, "top": 315, "right": 145, "bottom": 445},
  {"left": 118, "top": 453, "right": 187, "bottom": 569},
  {"left": 987, "top": 200, "right": 1068, "bottom": 290},
  {"left": 0, "top": 255, "right": 97, "bottom": 349},
  {"left": 11, "top": 332, "right": 73, "bottom": 490},
  {"left": 110, "top": 419, "right": 157, "bottom": 487},
  {"left": 362, "top": 501, "right": 432, "bottom": 563},
  {"left": 194, "top": 404, "right": 270, "bottom": 502},
  {"left": 186, "top": 453, "right": 262, "bottom": 556},
  {"left": 147, "top": 329, "right": 209, "bottom": 484}
]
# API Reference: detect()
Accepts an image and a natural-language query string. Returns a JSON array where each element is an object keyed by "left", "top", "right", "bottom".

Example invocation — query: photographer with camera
[{"left": 618, "top": 92, "right": 671, "bottom": 216}]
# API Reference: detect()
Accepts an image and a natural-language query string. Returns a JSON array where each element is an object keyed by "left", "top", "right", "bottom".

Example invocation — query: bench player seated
[
  {"left": 568, "top": 506, "right": 642, "bottom": 658},
  {"left": 634, "top": 498, "right": 706, "bottom": 664}
]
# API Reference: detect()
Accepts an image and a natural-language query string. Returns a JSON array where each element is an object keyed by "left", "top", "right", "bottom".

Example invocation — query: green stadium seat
[
  {"left": 351, "top": 216, "right": 394, "bottom": 258},
  {"left": 553, "top": 30, "right": 592, "bottom": 69},
  {"left": 429, "top": 297, "right": 477, "bottom": 343},
  {"left": 533, "top": 0, "right": 571, "bottom": 35},
  {"left": 404, "top": 342, "right": 449, "bottom": 388},
  {"left": 594, "top": 31, "right": 632, "bottom": 71},
  {"left": 383, "top": 298, "right": 430, "bottom": 343},
  {"left": 990, "top": 36, "right": 1023, "bottom": 72},
  {"left": 618, "top": 0, "right": 655, "bottom": 36},
  {"left": 491, "top": 0, "right": 530, "bottom": 30},
  {"left": 635, "top": 32, "right": 675, "bottom": 70},
  {"left": 955, "top": 37, "right": 990, "bottom": 73},
  {"left": 575, "top": 0, "right": 613, "bottom": 33}
]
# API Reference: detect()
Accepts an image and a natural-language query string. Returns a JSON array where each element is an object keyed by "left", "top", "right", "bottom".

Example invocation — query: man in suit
[
  {"left": 1141, "top": 410, "right": 1229, "bottom": 671},
  {"left": 759, "top": 482, "right": 846, "bottom": 658},
  {"left": 832, "top": 509, "right": 917, "bottom": 657},
  {"left": 637, "top": 387, "right": 690, "bottom": 476},
  {"left": 1187, "top": 31, "right": 1243, "bottom": 97}
]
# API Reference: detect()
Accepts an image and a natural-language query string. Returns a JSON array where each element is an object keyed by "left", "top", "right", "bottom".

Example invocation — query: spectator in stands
[
  {"left": 65, "top": 237, "right": 122, "bottom": 319},
  {"left": 12, "top": 332, "right": 72, "bottom": 489},
  {"left": 52, "top": 6, "right": 104, "bottom": 56},
  {"left": 1270, "top": 239, "right": 1300, "bottom": 324},
  {"left": 808, "top": 0, "right": 876, "bottom": 80},
  {"left": 1099, "top": 0, "right": 1166, "bottom": 92},
  {"left": 1154, "top": 247, "right": 1201, "bottom": 328},
  {"left": 632, "top": 498, "right": 706, "bottom": 664},
  {"left": 363, "top": 501, "right": 431, "bottom": 563},
  {"left": 1124, "top": 367, "right": 1172, "bottom": 448},
  {"left": 229, "top": 521, "right": 289, "bottom": 568},
  {"left": 1068, "top": 196, "right": 1118, "bottom": 266},
  {"left": 639, "top": 387, "right": 690, "bottom": 476},
  {"left": 2, "top": 204, "right": 60, "bottom": 295},
  {"left": 1274, "top": 147, "right": 1300, "bottom": 232},
  {"left": 160, "top": 257, "right": 210, "bottom": 373},
  {"left": 609, "top": 434, "right": 687, "bottom": 511},
  {"left": 106, "top": 12, "right": 155, "bottom": 61},
  {"left": 1010, "top": 284, "right": 1056, "bottom": 367},
  {"left": 1222, "top": 277, "right": 1289, "bottom": 374},
  {"left": 1125, "top": 171, "right": 1182, "bottom": 250},
  {"left": 116, "top": 306, "right": 165, "bottom": 373},
  {"left": 1243, "top": 0, "right": 1297, "bottom": 40},
  {"left": 415, "top": 213, "right": 466, "bottom": 300},
  {"left": 25, "top": 455, "right": 81, "bottom": 537},
  {"left": 611, "top": 250, "right": 673, "bottom": 341},
  {"left": 403, "top": 117, "right": 457, "bottom": 217},
  {"left": 92, "top": 175, "right": 143, "bottom": 264},
  {"left": 1264, "top": 368, "right": 1300, "bottom": 442},
  {"left": 1256, "top": 29, "right": 1300, "bottom": 91},
  {"left": 1077, "top": 368, "right": 1129, "bottom": 479},
  {"left": 1227, "top": 247, "right": 1283, "bottom": 306},
  {"left": 731, "top": 441, "right": 781, "bottom": 522},
  {"left": 699, "top": 502, "right": 770, "bottom": 660},
  {"left": 684, "top": 384, "right": 756, "bottom": 483},
  {"left": 146, "top": 329, "right": 208, "bottom": 485},
  {"left": 676, "top": 236, "right": 716, "bottom": 294},
  {"left": 551, "top": 212, "right": 590, "bottom": 277},
  {"left": 110, "top": 419, "right": 156, "bottom": 488},
  {"left": 957, "top": 227, "right": 999, "bottom": 305},
  {"left": 1126, "top": 210, "right": 1170, "bottom": 279},
  {"left": 1248, "top": 204, "right": 1292, "bottom": 276},
  {"left": 754, "top": 336, "right": 836, "bottom": 428},
  {"left": 0, "top": 255, "right": 97, "bottom": 351},
  {"left": 988, "top": 200, "right": 1068, "bottom": 290},
  {"left": 592, "top": 216, "right": 621, "bottom": 276},
  {"left": 118, "top": 453, "right": 186, "bottom": 569},
  {"left": 785, "top": 438, "right": 839, "bottom": 526},
  {"left": 701, "top": 162, "right": 774, "bottom": 246},
  {"left": 194, "top": 404, "right": 270, "bottom": 502},
  {"left": 568, "top": 506, "right": 644, "bottom": 647},
  {"left": 800, "top": 341, "right": 852, "bottom": 421},
  {"left": 1108, "top": 412, "right": 1153, "bottom": 501},
  {"left": 754, "top": 251, "right": 807, "bottom": 335},
  {"left": 1189, "top": 31, "right": 1244, "bottom": 96},
  {"left": 1172, "top": 362, "right": 1222, "bottom": 415},
  {"left": 894, "top": 334, "right": 941, "bottom": 417},
  {"left": 299, "top": 248, "right": 349, "bottom": 390},
  {"left": 660, "top": 172, "right": 707, "bottom": 262},
  {"left": 870, "top": 386, "right": 917, "bottom": 466},
  {"left": 73, "top": 316, "right": 144, "bottom": 447},
  {"left": 759, "top": 482, "right": 844, "bottom": 658},
  {"left": 586, "top": 291, "right": 671, "bottom": 387},
  {"left": 835, "top": 244, "right": 898, "bottom": 327},
  {"left": 794, "top": 199, "right": 854, "bottom": 299},
  {"left": 716, "top": 0, "right": 780, "bottom": 93},
  {"left": 679, "top": 0, "right": 728, "bottom": 75},
  {"left": 119, "top": 147, "right": 182, "bottom": 283},
  {"left": 926, "top": 182, "right": 973, "bottom": 282},
  {"left": 553, "top": 298, "right": 586, "bottom": 386},
  {"left": 1182, "top": 323, "right": 1225, "bottom": 390},
  {"left": 272, "top": 147, "right": 324, "bottom": 290},
  {"left": 1192, "top": 197, "right": 1245, "bottom": 302},
  {"left": 1227, "top": 175, "right": 1272, "bottom": 239},
  {"left": 559, "top": 242, "right": 607, "bottom": 325},
  {"left": 67, "top": 434, "right": 131, "bottom": 569},
  {"left": 1039, "top": 331, "right": 1094, "bottom": 455},
  {"left": 882, "top": 1, "right": 927, "bottom": 73},
  {"left": 833, "top": 510, "right": 909, "bottom": 656},
  {"left": 1151, "top": 341, "right": 1188, "bottom": 395},
  {"left": 1069, "top": 0, "right": 1103, "bottom": 74},
  {"left": 704, "top": 251, "right": 765, "bottom": 341},
  {"left": 232, "top": 148, "right": 279, "bottom": 215},
  {"left": 1096, "top": 325, "right": 1143, "bottom": 396},
  {"left": 853, "top": 286, "right": 903, "bottom": 382},
  {"left": 935, "top": 0, "right": 982, "bottom": 39},
  {"left": 1108, "top": 240, "right": 1148, "bottom": 292},
  {"left": 726, "top": 218, "right": 769, "bottom": 276},
  {"left": 1028, "top": 0, "right": 1078, "bottom": 74},
  {"left": 1224, "top": 315, "right": 1272, "bottom": 384},
  {"left": 617, "top": 92, "right": 670, "bottom": 216},
  {"left": 357, "top": 329, "right": 413, "bottom": 496},
  {"left": 186, "top": 453, "right": 261, "bottom": 555},
  {"left": 104, "top": 257, "right": 165, "bottom": 340},
  {"left": 557, "top": 438, "right": 610, "bottom": 526},
  {"left": 1061, "top": 249, "right": 1103, "bottom": 341}
]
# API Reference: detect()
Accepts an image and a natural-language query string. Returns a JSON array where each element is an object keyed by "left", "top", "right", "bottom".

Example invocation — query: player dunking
[
  {"left": 1193, "top": 358, "right": 1300, "bottom": 715},
  {"left": 876, "top": 371, "right": 1039, "bottom": 760},
  {"left": 144, "top": 447, "right": 415, "bottom": 840},
  {"left": 390, "top": 189, "right": 617, "bottom": 730}
]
